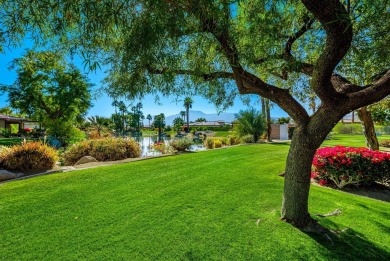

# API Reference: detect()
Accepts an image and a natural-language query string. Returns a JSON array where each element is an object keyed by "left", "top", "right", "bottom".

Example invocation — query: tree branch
[
  {"left": 348, "top": 69, "right": 390, "bottom": 109},
  {"left": 145, "top": 66, "right": 234, "bottom": 81},
  {"left": 254, "top": 15, "right": 315, "bottom": 78},
  {"left": 301, "top": 0, "right": 353, "bottom": 102},
  {"left": 285, "top": 16, "right": 315, "bottom": 56}
]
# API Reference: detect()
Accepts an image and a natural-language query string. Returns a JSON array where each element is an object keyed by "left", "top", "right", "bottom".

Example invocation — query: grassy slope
[{"left": 1, "top": 144, "right": 389, "bottom": 260}]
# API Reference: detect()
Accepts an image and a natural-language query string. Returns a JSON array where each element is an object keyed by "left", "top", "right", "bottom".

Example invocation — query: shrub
[
  {"left": 240, "top": 134, "right": 255, "bottom": 143},
  {"left": 332, "top": 123, "right": 362, "bottom": 135},
  {"left": 46, "top": 121, "right": 86, "bottom": 147},
  {"left": 62, "top": 138, "right": 141, "bottom": 165},
  {"left": 169, "top": 138, "right": 193, "bottom": 152},
  {"left": 203, "top": 137, "right": 224, "bottom": 149},
  {"left": 0, "top": 128, "right": 11, "bottom": 138},
  {"left": 204, "top": 137, "right": 215, "bottom": 149},
  {"left": 380, "top": 140, "right": 390, "bottom": 148},
  {"left": 151, "top": 142, "right": 173, "bottom": 154},
  {"left": 0, "top": 142, "right": 58, "bottom": 171},
  {"left": 288, "top": 126, "right": 295, "bottom": 140},
  {"left": 227, "top": 135, "right": 241, "bottom": 145},
  {"left": 204, "top": 137, "right": 225, "bottom": 149},
  {"left": 213, "top": 139, "right": 222, "bottom": 148},
  {"left": 312, "top": 146, "right": 390, "bottom": 188},
  {"left": 220, "top": 137, "right": 230, "bottom": 146}
]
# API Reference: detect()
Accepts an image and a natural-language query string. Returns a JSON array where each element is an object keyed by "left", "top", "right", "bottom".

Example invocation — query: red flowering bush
[{"left": 312, "top": 146, "right": 390, "bottom": 188}]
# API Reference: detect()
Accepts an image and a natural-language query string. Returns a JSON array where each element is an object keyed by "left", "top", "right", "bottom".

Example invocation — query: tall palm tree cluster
[{"left": 111, "top": 100, "right": 145, "bottom": 135}]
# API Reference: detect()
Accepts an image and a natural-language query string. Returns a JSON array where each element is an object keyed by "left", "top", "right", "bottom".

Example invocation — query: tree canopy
[{"left": 3, "top": 50, "right": 92, "bottom": 124}]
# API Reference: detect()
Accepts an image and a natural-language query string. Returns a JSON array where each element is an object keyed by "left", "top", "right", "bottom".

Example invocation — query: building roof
[
  {"left": 0, "top": 114, "right": 30, "bottom": 122},
  {"left": 189, "top": 121, "right": 226, "bottom": 127}
]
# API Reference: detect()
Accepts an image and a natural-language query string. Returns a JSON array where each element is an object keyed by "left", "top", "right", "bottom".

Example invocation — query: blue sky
[{"left": 0, "top": 44, "right": 289, "bottom": 119}]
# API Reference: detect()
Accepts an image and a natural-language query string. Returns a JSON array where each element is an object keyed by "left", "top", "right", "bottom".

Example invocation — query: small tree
[
  {"left": 173, "top": 117, "right": 185, "bottom": 133},
  {"left": 4, "top": 50, "right": 92, "bottom": 146},
  {"left": 152, "top": 113, "right": 165, "bottom": 140},
  {"left": 146, "top": 114, "right": 152, "bottom": 128},
  {"left": 235, "top": 108, "right": 265, "bottom": 142}
]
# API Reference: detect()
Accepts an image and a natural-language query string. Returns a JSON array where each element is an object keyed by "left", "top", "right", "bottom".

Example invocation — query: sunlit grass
[{"left": 1, "top": 144, "right": 389, "bottom": 260}]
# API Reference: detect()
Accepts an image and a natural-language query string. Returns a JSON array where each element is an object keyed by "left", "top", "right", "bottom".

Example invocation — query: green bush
[
  {"left": 0, "top": 142, "right": 58, "bottom": 171},
  {"left": 240, "top": 134, "right": 255, "bottom": 143},
  {"left": 62, "top": 138, "right": 141, "bottom": 165},
  {"left": 288, "top": 126, "right": 295, "bottom": 139},
  {"left": 332, "top": 123, "right": 362, "bottom": 135},
  {"left": 220, "top": 137, "right": 230, "bottom": 146},
  {"left": 169, "top": 138, "right": 194, "bottom": 152},
  {"left": 227, "top": 135, "right": 241, "bottom": 145},
  {"left": 0, "top": 128, "right": 12, "bottom": 138},
  {"left": 204, "top": 137, "right": 226, "bottom": 149},
  {"left": 46, "top": 121, "right": 86, "bottom": 147},
  {"left": 213, "top": 139, "right": 222, "bottom": 148}
]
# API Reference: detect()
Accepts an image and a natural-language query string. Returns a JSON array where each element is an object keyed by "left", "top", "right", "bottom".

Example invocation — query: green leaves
[{"left": 5, "top": 50, "right": 92, "bottom": 126}]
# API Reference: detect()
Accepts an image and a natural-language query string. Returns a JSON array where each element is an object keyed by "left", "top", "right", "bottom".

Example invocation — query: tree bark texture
[
  {"left": 358, "top": 107, "right": 379, "bottom": 150},
  {"left": 281, "top": 108, "right": 342, "bottom": 228},
  {"left": 266, "top": 99, "right": 272, "bottom": 142}
]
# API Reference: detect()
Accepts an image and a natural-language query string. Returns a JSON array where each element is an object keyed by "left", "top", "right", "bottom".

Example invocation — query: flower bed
[{"left": 312, "top": 146, "right": 390, "bottom": 188}]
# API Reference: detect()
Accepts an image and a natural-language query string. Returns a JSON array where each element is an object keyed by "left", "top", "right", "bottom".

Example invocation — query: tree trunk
[
  {"left": 281, "top": 125, "right": 317, "bottom": 227},
  {"left": 357, "top": 107, "right": 379, "bottom": 150},
  {"left": 351, "top": 110, "right": 355, "bottom": 123},
  {"left": 261, "top": 97, "right": 266, "bottom": 121},
  {"left": 281, "top": 109, "right": 341, "bottom": 229},
  {"left": 266, "top": 99, "right": 272, "bottom": 142},
  {"left": 186, "top": 108, "right": 189, "bottom": 132}
]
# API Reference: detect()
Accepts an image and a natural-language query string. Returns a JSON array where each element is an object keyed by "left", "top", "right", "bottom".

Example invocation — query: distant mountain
[{"left": 164, "top": 110, "right": 236, "bottom": 126}]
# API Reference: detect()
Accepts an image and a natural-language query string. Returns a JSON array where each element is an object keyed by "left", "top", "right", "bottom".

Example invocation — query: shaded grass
[
  {"left": 0, "top": 144, "right": 389, "bottom": 260},
  {"left": 0, "top": 137, "right": 29, "bottom": 146}
]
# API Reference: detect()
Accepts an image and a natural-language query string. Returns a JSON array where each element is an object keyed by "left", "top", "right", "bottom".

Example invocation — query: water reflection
[{"left": 130, "top": 136, "right": 206, "bottom": 157}]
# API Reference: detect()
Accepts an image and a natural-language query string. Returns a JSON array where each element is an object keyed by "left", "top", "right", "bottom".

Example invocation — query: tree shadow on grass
[
  {"left": 304, "top": 219, "right": 390, "bottom": 260},
  {"left": 266, "top": 142, "right": 290, "bottom": 147}
]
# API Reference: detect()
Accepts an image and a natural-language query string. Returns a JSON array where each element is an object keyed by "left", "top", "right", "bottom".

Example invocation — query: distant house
[
  {"left": 0, "top": 114, "right": 36, "bottom": 134},
  {"left": 270, "top": 124, "right": 289, "bottom": 140},
  {"left": 189, "top": 120, "right": 227, "bottom": 127}
]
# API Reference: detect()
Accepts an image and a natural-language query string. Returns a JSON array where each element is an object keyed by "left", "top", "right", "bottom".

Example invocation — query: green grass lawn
[
  {"left": 1, "top": 144, "right": 389, "bottom": 260},
  {"left": 214, "top": 130, "right": 236, "bottom": 137},
  {"left": 322, "top": 134, "right": 390, "bottom": 149}
]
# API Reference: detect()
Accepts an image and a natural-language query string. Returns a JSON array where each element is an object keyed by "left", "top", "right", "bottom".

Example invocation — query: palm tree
[
  {"left": 183, "top": 97, "right": 193, "bottom": 132},
  {"left": 111, "top": 100, "right": 119, "bottom": 115},
  {"left": 87, "top": 115, "right": 111, "bottom": 138},
  {"left": 118, "top": 101, "right": 127, "bottom": 134},
  {"left": 235, "top": 108, "right": 265, "bottom": 142},
  {"left": 153, "top": 113, "right": 165, "bottom": 140},
  {"left": 180, "top": 111, "right": 186, "bottom": 121},
  {"left": 146, "top": 114, "right": 152, "bottom": 128}
]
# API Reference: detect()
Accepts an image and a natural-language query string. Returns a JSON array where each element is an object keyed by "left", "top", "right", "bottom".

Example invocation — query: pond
[{"left": 131, "top": 136, "right": 206, "bottom": 157}]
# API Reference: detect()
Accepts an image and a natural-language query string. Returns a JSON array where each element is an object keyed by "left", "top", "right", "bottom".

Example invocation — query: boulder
[
  {"left": 74, "top": 156, "right": 98, "bottom": 166},
  {"left": 0, "top": 170, "right": 22, "bottom": 182}
]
